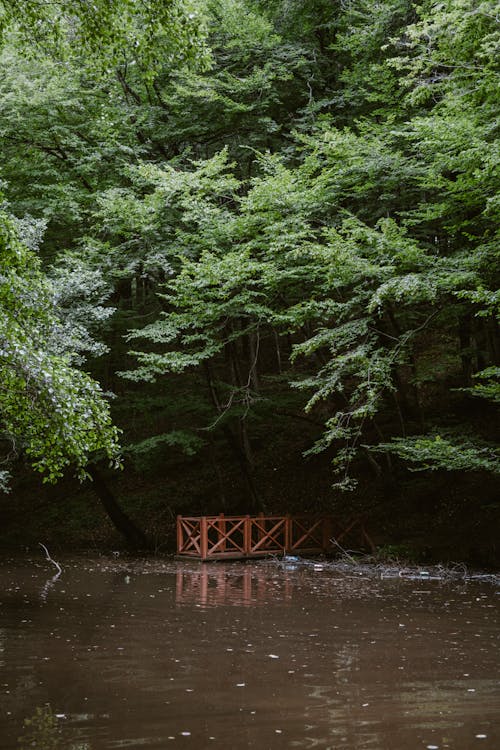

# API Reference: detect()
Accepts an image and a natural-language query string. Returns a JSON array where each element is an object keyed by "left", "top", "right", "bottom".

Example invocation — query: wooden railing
[{"left": 176, "top": 514, "right": 337, "bottom": 560}]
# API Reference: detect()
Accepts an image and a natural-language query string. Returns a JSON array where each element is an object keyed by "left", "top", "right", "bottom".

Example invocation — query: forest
[{"left": 0, "top": 0, "right": 499, "bottom": 564}]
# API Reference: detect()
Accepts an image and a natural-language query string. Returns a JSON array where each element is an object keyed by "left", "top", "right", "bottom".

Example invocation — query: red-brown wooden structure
[{"left": 176, "top": 514, "right": 372, "bottom": 561}]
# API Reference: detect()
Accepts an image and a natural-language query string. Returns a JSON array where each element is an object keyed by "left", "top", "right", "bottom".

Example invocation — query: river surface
[{"left": 0, "top": 556, "right": 498, "bottom": 750}]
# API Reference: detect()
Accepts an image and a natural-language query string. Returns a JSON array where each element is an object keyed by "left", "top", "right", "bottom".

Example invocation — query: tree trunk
[
  {"left": 88, "top": 466, "right": 149, "bottom": 549},
  {"left": 203, "top": 363, "right": 265, "bottom": 513}
]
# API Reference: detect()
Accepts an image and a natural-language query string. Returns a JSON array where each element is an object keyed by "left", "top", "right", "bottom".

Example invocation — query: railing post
[
  {"left": 200, "top": 516, "right": 208, "bottom": 560},
  {"left": 177, "top": 515, "right": 183, "bottom": 554},
  {"left": 219, "top": 513, "right": 226, "bottom": 552},
  {"left": 244, "top": 515, "right": 251, "bottom": 556},
  {"left": 285, "top": 515, "right": 291, "bottom": 554},
  {"left": 258, "top": 511, "right": 264, "bottom": 550}
]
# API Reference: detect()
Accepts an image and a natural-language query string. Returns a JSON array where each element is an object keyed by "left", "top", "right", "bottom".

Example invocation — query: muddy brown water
[{"left": 0, "top": 556, "right": 498, "bottom": 750}]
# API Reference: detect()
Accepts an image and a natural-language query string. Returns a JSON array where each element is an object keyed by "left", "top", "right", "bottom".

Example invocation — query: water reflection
[
  {"left": 40, "top": 570, "right": 62, "bottom": 603},
  {"left": 18, "top": 704, "right": 62, "bottom": 750},
  {"left": 175, "top": 565, "right": 293, "bottom": 607}
]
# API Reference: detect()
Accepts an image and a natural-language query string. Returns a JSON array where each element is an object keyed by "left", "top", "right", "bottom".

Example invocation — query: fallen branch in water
[
  {"left": 39, "top": 543, "right": 62, "bottom": 575},
  {"left": 329, "top": 537, "right": 359, "bottom": 565}
]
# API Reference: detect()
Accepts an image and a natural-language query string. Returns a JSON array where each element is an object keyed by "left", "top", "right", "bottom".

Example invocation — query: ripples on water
[{"left": 0, "top": 556, "right": 498, "bottom": 749}]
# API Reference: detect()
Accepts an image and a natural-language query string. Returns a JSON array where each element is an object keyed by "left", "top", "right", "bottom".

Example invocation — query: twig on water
[
  {"left": 330, "top": 536, "right": 358, "bottom": 565},
  {"left": 39, "top": 543, "right": 62, "bottom": 575}
]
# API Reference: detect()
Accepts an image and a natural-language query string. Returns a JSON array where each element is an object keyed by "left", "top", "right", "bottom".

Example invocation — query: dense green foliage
[
  {"left": 0, "top": 0, "right": 208, "bottom": 75},
  {"left": 0, "top": 207, "right": 120, "bottom": 487},
  {"left": 0, "top": 0, "right": 498, "bottom": 557}
]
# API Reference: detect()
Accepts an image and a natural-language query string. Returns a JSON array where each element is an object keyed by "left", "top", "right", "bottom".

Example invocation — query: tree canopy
[{"left": 0, "top": 0, "right": 498, "bottom": 556}]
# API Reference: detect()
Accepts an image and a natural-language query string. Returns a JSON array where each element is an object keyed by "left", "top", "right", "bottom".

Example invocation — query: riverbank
[{"left": 3, "top": 549, "right": 499, "bottom": 585}]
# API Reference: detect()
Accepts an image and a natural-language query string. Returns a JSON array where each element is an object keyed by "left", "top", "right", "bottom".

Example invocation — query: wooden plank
[
  {"left": 180, "top": 518, "right": 201, "bottom": 554},
  {"left": 250, "top": 517, "right": 286, "bottom": 552},
  {"left": 200, "top": 516, "right": 208, "bottom": 560},
  {"left": 207, "top": 517, "right": 245, "bottom": 555},
  {"left": 290, "top": 517, "right": 323, "bottom": 551},
  {"left": 285, "top": 515, "right": 291, "bottom": 552},
  {"left": 218, "top": 513, "right": 226, "bottom": 553},
  {"left": 244, "top": 515, "right": 251, "bottom": 555},
  {"left": 177, "top": 515, "right": 183, "bottom": 553}
]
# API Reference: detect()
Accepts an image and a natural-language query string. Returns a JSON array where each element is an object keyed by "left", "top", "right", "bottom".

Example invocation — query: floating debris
[{"left": 264, "top": 555, "right": 500, "bottom": 586}]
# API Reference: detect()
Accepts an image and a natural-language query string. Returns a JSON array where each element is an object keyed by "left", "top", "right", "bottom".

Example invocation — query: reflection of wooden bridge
[
  {"left": 176, "top": 514, "right": 374, "bottom": 561},
  {"left": 176, "top": 566, "right": 293, "bottom": 607}
]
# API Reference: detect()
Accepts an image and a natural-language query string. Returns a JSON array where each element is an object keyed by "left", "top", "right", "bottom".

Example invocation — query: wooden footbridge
[{"left": 176, "top": 514, "right": 374, "bottom": 561}]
